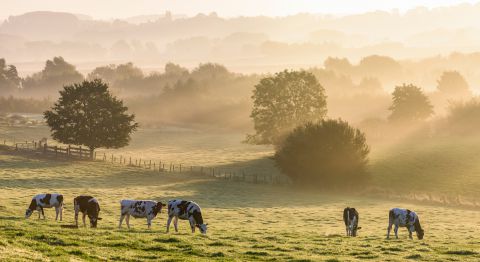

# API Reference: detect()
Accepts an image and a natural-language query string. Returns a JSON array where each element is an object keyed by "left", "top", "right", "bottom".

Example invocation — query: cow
[
  {"left": 74, "top": 195, "right": 102, "bottom": 228},
  {"left": 167, "top": 200, "right": 207, "bottom": 234},
  {"left": 387, "top": 208, "right": 424, "bottom": 240},
  {"left": 119, "top": 200, "right": 166, "bottom": 229},
  {"left": 343, "top": 207, "right": 361, "bottom": 236},
  {"left": 25, "top": 193, "right": 63, "bottom": 221}
]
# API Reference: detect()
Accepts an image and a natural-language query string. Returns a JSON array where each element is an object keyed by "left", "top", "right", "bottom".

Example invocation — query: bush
[
  {"left": 275, "top": 119, "right": 370, "bottom": 187},
  {"left": 441, "top": 99, "right": 480, "bottom": 136}
]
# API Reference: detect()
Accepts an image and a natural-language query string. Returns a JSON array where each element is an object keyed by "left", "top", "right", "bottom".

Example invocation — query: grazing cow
[
  {"left": 343, "top": 207, "right": 361, "bottom": 236},
  {"left": 387, "top": 208, "right": 424, "bottom": 240},
  {"left": 74, "top": 196, "right": 102, "bottom": 228},
  {"left": 167, "top": 200, "right": 207, "bottom": 234},
  {"left": 25, "top": 193, "right": 63, "bottom": 221},
  {"left": 119, "top": 200, "right": 166, "bottom": 229}
]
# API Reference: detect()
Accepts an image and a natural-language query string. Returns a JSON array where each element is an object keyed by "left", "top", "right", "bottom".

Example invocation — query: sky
[{"left": 0, "top": 0, "right": 479, "bottom": 20}]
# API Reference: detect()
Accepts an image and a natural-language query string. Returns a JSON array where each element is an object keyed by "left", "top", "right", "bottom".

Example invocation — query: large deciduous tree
[
  {"left": 44, "top": 79, "right": 138, "bottom": 158},
  {"left": 247, "top": 70, "right": 327, "bottom": 144},
  {"left": 388, "top": 84, "right": 433, "bottom": 122}
]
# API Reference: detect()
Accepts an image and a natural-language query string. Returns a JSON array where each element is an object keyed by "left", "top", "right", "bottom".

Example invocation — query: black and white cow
[
  {"left": 74, "top": 196, "right": 101, "bottom": 228},
  {"left": 167, "top": 200, "right": 207, "bottom": 234},
  {"left": 119, "top": 200, "right": 166, "bottom": 229},
  {"left": 387, "top": 208, "right": 424, "bottom": 240},
  {"left": 343, "top": 207, "right": 361, "bottom": 236},
  {"left": 25, "top": 193, "right": 64, "bottom": 220}
]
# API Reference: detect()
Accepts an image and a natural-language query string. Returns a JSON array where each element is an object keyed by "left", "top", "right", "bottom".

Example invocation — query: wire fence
[{"left": 0, "top": 138, "right": 290, "bottom": 186}]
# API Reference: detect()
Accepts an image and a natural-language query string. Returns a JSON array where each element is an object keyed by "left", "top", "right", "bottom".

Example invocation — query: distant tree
[
  {"left": 389, "top": 84, "right": 433, "bottom": 122},
  {"left": 437, "top": 71, "right": 471, "bottom": 99},
  {"left": 357, "top": 77, "right": 383, "bottom": 94},
  {"left": 442, "top": 99, "right": 480, "bottom": 136},
  {"left": 0, "top": 58, "right": 21, "bottom": 94},
  {"left": 23, "top": 57, "right": 83, "bottom": 95},
  {"left": 44, "top": 79, "right": 138, "bottom": 158},
  {"left": 247, "top": 70, "right": 327, "bottom": 144},
  {"left": 275, "top": 120, "right": 370, "bottom": 187}
]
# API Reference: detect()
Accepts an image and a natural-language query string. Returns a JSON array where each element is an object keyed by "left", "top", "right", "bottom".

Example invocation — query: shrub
[{"left": 275, "top": 119, "right": 370, "bottom": 187}]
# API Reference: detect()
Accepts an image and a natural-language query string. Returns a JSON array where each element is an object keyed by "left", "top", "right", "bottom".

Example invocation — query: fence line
[{"left": 1, "top": 137, "right": 289, "bottom": 185}]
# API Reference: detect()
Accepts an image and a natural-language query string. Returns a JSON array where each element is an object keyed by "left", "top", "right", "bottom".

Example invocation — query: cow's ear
[
  {"left": 357, "top": 227, "right": 362, "bottom": 230},
  {"left": 97, "top": 217, "right": 103, "bottom": 220},
  {"left": 162, "top": 203, "right": 166, "bottom": 207}
]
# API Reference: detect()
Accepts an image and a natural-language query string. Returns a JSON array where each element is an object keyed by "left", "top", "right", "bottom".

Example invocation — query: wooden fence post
[
  {"left": 129, "top": 157, "right": 132, "bottom": 165},
  {"left": 149, "top": 160, "right": 152, "bottom": 169},
  {"left": 111, "top": 154, "right": 114, "bottom": 163},
  {"left": 15, "top": 144, "right": 18, "bottom": 150},
  {"left": 179, "top": 164, "right": 182, "bottom": 173},
  {"left": 94, "top": 152, "right": 97, "bottom": 160}
]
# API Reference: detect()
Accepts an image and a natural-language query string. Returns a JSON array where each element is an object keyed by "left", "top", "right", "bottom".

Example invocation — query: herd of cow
[
  {"left": 24, "top": 194, "right": 424, "bottom": 239},
  {"left": 25, "top": 193, "right": 208, "bottom": 234}
]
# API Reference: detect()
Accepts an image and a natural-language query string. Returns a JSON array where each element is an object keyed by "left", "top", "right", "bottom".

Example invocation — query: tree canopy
[
  {"left": 437, "top": 71, "right": 471, "bottom": 99},
  {"left": 0, "top": 58, "right": 21, "bottom": 94},
  {"left": 44, "top": 79, "right": 138, "bottom": 156},
  {"left": 389, "top": 84, "right": 433, "bottom": 122},
  {"left": 23, "top": 56, "right": 84, "bottom": 95},
  {"left": 275, "top": 120, "right": 370, "bottom": 187},
  {"left": 247, "top": 70, "right": 327, "bottom": 144}
]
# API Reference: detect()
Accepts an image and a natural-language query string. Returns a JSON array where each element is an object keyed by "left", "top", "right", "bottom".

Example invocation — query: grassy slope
[
  {"left": 1, "top": 152, "right": 480, "bottom": 261},
  {"left": 369, "top": 136, "right": 480, "bottom": 200}
]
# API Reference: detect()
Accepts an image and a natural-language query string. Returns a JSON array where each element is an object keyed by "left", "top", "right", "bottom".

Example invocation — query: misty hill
[{"left": 2, "top": 4, "right": 480, "bottom": 71}]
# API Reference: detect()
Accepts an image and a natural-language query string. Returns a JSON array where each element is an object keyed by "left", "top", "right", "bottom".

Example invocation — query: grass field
[{"left": 1, "top": 151, "right": 480, "bottom": 261}]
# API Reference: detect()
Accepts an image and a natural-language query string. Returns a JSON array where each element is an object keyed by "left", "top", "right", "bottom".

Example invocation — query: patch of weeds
[
  {"left": 68, "top": 250, "right": 85, "bottom": 256},
  {"left": 252, "top": 244, "right": 274, "bottom": 248},
  {"left": 325, "top": 259, "right": 340, "bottom": 262},
  {"left": 210, "top": 252, "right": 225, "bottom": 257},
  {"left": 33, "top": 234, "right": 77, "bottom": 246},
  {"left": 153, "top": 237, "right": 181, "bottom": 243},
  {"left": 245, "top": 251, "right": 269, "bottom": 256},
  {"left": 405, "top": 254, "right": 422, "bottom": 259},
  {"left": 380, "top": 247, "right": 403, "bottom": 252},
  {"left": 445, "top": 250, "right": 478, "bottom": 255},
  {"left": 208, "top": 241, "right": 232, "bottom": 247},
  {"left": 356, "top": 255, "right": 379, "bottom": 259},
  {"left": 143, "top": 245, "right": 168, "bottom": 251}
]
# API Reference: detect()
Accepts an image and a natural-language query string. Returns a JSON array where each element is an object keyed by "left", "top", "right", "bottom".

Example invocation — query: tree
[
  {"left": 23, "top": 57, "right": 84, "bottom": 95},
  {"left": 44, "top": 79, "right": 138, "bottom": 158},
  {"left": 389, "top": 84, "right": 433, "bottom": 122},
  {"left": 247, "top": 70, "right": 327, "bottom": 144},
  {"left": 0, "top": 58, "right": 21, "bottom": 94},
  {"left": 437, "top": 71, "right": 471, "bottom": 99},
  {"left": 275, "top": 120, "right": 370, "bottom": 187}
]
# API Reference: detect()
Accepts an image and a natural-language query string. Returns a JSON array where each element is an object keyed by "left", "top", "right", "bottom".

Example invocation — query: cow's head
[
  {"left": 154, "top": 202, "right": 166, "bottom": 215},
  {"left": 414, "top": 217, "right": 424, "bottom": 240},
  {"left": 25, "top": 208, "right": 34, "bottom": 219},
  {"left": 89, "top": 216, "right": 102, "bottom": 228},
  {"left": 197, "top": 223, "right": 208, "bottom": 234},
  {"left": 416, "top": 229, "right": 424, "bottom": 240}
]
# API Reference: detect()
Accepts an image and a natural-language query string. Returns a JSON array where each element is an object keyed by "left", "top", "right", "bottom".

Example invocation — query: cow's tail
[{"left": 388, "top": 209, "right": 394, "bottom": 223}]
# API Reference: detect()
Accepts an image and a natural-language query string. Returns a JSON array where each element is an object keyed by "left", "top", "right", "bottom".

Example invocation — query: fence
[{"left": 1, "top": 138, "right": 290, "bottom": 185}]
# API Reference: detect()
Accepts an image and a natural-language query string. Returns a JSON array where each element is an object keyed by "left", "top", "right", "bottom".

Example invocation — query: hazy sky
[{"left": 1, "top": 0, "right": 479, "bottom": 20}]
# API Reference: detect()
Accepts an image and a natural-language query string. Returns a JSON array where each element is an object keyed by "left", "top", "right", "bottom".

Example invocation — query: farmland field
[{"left": 1, "top": 150, "right": 480, "bottom": 261}]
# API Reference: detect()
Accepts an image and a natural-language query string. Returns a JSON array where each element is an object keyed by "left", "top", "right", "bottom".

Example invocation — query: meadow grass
[{"left": 1, "top": 152, "right": 480, "bottom": 261}]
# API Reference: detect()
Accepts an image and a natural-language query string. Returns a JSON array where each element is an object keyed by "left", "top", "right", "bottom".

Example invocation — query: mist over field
[{"left": 2, "top": 1, "right": 480, "bottom": 261}]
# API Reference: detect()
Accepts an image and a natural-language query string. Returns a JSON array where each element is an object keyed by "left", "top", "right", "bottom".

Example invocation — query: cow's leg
[
  {"left": 82, "top": 213, "right": 87, "bottom": 227},
  {"left": 55, "top": 207, "right": 59, "bottom": 221},
  {"left": 387, "top": 222, "right": 392, "bottom": 239},
  {"left": 40, "top": 207, "right": 45, "bottom": 219},
  {"left": 119, "top": 214, "right": 125, "bottom": 228},
  {"left": 74, "top": 210, "right": 79, "bottom": 227},
  {"left": 147, "top": 218, "right": 152, "bottom": 229},
  {"left": 407, "top": 228, "right": 413, "bottom": 239},
  {"left": 189, "top": 217, "right": 195, "bottom": 233},
  {"left": 173, "top": 216, "right": 179, "bottom": 232},
  {"left": 59, "top": 205, "right": 63, "bottom": 221},
  {"left": 126, "top": 214, "right": 131, "bottom": 229},
  {"left": 166, "top": 216, "right": 173, "bottom": 232},
  {"left": 37, "top": 208, "right": 41, "bottom": 219},
  {"left": 394, "top": 224, "right": 399, "bottom": 239}
]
